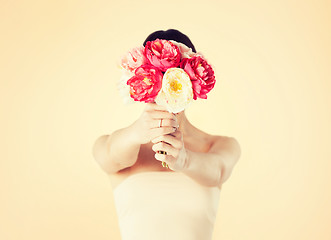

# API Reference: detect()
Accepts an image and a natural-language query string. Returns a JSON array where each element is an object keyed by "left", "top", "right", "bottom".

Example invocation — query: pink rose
[
  {"left": 127, "top": 65, "right": 163, "bottom": 103},
  {"left": 121, "top": 46, "right": 148, "bottom": 73},
  {"left": 144, "top": 39, "right": 181, "bottom": 72},
  {"left": 180, "top": 55, "right": 216, "bottom": 100}
]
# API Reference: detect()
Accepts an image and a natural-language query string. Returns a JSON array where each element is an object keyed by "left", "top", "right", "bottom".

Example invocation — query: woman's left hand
[{"left": 151, "top": 129, "right": 188, "bottom": 172}]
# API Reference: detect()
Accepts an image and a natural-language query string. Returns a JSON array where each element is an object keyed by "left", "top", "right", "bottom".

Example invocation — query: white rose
[{"left": 155, "top": 68, "right": 193, "bottom": 113}]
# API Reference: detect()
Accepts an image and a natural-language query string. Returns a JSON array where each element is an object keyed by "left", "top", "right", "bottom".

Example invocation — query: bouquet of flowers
[
  {"left": 117, "top": 38, "right": 216, "bottom": 112},
  {"left": 117, "top": 39, "right": 216, "bottom": 167}
]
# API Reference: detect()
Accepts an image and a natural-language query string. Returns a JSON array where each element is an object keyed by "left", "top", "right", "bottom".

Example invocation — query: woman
[{"left": 92, "top": 29, "right": 241, "bottom": 240}]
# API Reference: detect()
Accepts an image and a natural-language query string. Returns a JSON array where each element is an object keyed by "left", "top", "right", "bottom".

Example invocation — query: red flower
[
  {"left": 144, "top": 39, "right": 181, "bottom": 72},
  {"left": 127, "top": 65, "right": 163, "bottom": 103},
  {"left": 180, "top": 55, "right": 216, "bottom": 100}
]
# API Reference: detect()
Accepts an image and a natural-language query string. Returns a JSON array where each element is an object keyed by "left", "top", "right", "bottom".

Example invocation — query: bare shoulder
[{"left": 208, "top": 134, "right": 241, "bottom": 159}]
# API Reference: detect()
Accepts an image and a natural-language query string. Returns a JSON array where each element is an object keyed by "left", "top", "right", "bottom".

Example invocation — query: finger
[
  {"left": 171, "top": 129, "right": 182, "bottom": 137},
  {"left": 150, "top": 118, "right": 179, "bottom": 129},
  {"left": 151, "top": 134, "right": 183, "bottom": 149},
  {"left": 150, "top": 126, "right": 177, "bottom": 139},
  {"left": 152, "top": 142, "right": 179, "bottom": 158},
  {"left": 149, "top": 111, "right": 175, "bottom": 120},
  {"left": 154, "top": 152, "right": 176, "bottom": 163},
  {"left": 166, "top": 129, "right": 182, "bottom": 139},
  {"left": 154, "top": 152, "right": 168, "bottom": 162}
]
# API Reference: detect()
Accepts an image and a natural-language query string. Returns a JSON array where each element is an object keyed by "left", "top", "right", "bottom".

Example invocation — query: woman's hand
[
  {"left": 151, "top": 129, "right": 188, "bottom": 172},
  {"left": 131, "top": 102, "right": 179, "bottom": 145}
]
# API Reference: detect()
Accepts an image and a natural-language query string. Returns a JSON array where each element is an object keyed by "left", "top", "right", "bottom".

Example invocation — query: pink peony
[
  {"left": 121, "top": 46, "right": 148, "bottom": 73},
  {"left": 180, "top": 55, "right": 216, "bottom": 100},
  {"left": 144, "top": 39, "right": 181, "bottom": 72},
  {"left": 127, "top": 65, "right": 163, "bottom": 103}
]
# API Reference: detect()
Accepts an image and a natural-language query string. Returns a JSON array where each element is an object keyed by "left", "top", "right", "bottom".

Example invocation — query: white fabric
[{"left": 113, "top": 171, "right": 221, "bottom": 240}]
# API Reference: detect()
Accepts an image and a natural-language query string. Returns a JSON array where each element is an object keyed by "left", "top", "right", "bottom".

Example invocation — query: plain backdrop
[{"left": 1, "top": 0, "right": 330, "bottom": 239}]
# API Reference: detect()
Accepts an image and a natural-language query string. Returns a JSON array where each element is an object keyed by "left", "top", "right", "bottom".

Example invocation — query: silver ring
[{"left": 159, "top": 119, "right": 162, "bottom": 128}]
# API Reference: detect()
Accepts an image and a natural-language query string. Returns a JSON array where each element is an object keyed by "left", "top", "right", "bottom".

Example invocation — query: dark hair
[{"left": 143, "top": 29, "right": 196, "bottom": 53}]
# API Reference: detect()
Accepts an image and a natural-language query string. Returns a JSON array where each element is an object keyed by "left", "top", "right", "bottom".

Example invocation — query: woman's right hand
[{"left": 131, "top": 102, "right": 179, "bottom": 145}]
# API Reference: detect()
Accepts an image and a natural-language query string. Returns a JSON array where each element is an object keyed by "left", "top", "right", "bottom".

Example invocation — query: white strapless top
[{"left": 112, "top": 171, "right": 221, "bottom": 240}]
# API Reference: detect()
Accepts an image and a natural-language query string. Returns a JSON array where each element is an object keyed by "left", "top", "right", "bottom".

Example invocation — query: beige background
[{"left": 1, "top": 0, "right": 330, "bottom": 239}]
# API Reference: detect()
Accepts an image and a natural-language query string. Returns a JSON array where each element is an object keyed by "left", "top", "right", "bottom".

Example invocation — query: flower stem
[{"left": 162, "top": 161, "right": 169, "bottom": 168}]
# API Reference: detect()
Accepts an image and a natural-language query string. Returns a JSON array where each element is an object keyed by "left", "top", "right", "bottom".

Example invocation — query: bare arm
[
  {"left": 182, "top": 136, "right": 241, "bottom": 188},
  {"left": 92, "top": 122, "right": 141, "bottom": 174},
  {"left": 152, "top": 134, "right": 241, "bottom": 188},
  {"left": 92, "top": 103, "right": 178, "bottom": 175}
]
